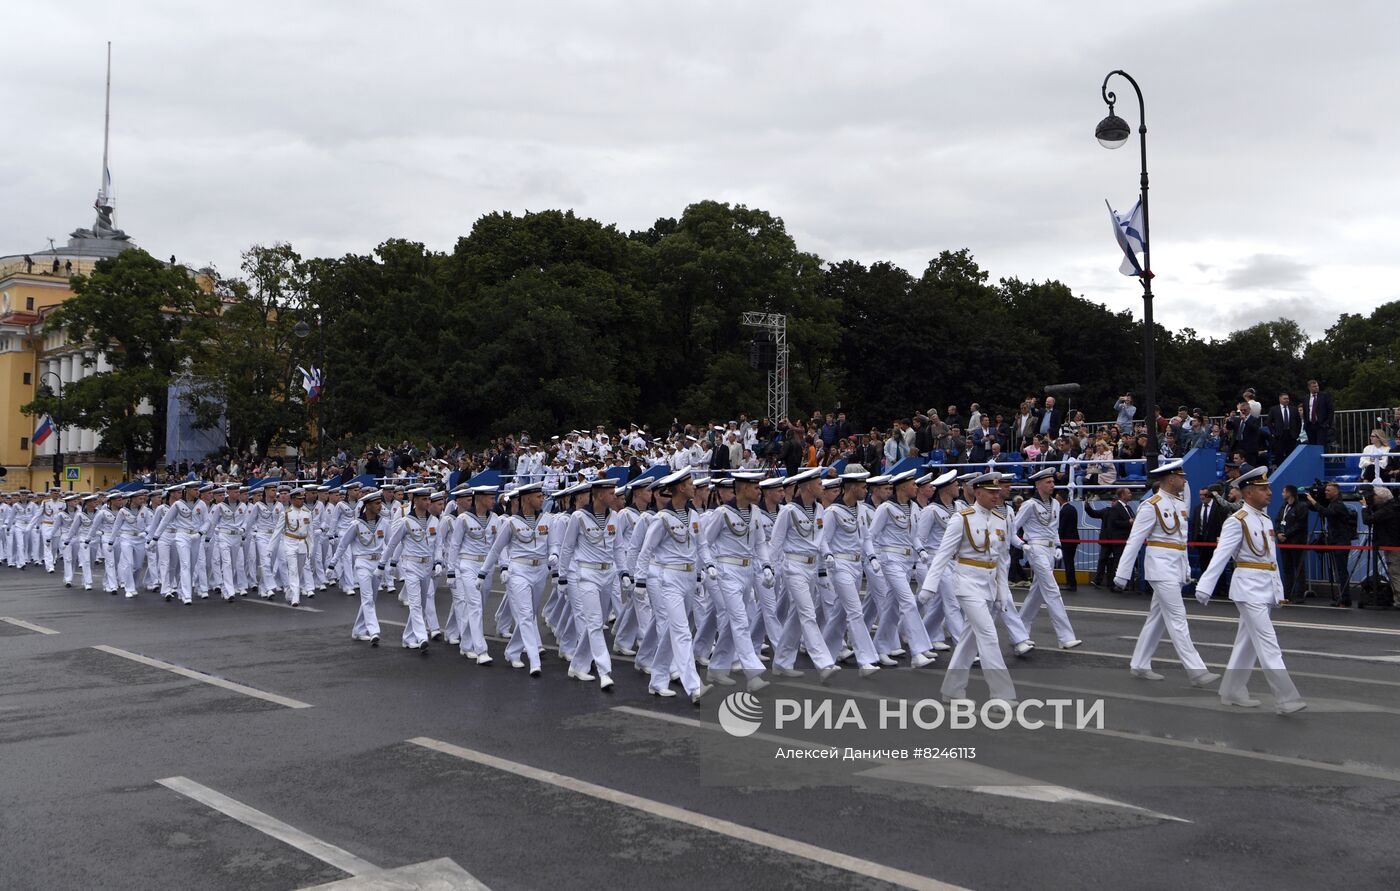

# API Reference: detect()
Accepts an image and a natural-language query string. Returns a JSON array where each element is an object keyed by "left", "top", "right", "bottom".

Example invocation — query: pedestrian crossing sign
[{"left": 64, "top": 466, "right": 80, "bottom": 481}]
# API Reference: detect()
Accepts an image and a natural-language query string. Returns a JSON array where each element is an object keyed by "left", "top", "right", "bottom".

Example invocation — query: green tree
[
  {"left": 1307, "top": 301, "right": 1400, "bottom": 407},
  {"left": 24, "top": 249, "right": 218, "bottom": 472}
]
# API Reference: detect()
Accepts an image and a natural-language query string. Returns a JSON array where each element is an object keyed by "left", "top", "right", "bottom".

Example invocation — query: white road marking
[
  {"left": 239, "top": 597, "right": 323, "bottom": 613},
  {"left": 776, "top": 682, "right": 1400, "bottom": 784},
  {"left": 1116, "top": 634, "right": 1400, "bottom": 664},
  {"left": 410, "top": 736, "right": 967, "bottom": 891},
  {"left": 1044, "top": 646, "right": 1400, "bottom": 690},
  {"left": 0, "top": 616, "right": 59, "bottom": 634},
  {"left": 158, "top": 776, "right": 377, "bottom": 876},
  {"left": 611, "top": 706, "right": 1186, "bottom": 821},
  {"left": 91, "top": 645, "right": 312, "bottom": 709},
  {"left": 1065, "top": 603, "right": 1400, "bottom": 637},
  {"left": 302, "top": 858, "right": 490, "bottom": 890}
]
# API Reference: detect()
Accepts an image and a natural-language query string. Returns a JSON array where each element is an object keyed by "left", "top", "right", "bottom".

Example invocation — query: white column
[{"left": 95, "top": 351, "right": 110, "bottom": 373}]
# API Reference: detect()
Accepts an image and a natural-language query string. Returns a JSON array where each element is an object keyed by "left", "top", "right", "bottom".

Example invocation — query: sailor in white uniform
[
  {"left": 1196, "top": 466, "right": 1306, "bottom": 714},
  {"left": 1013, "top": 468, "right": 1081, "bottom": 649}
]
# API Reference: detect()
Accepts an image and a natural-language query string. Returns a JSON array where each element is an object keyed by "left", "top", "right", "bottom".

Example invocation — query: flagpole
[{"left": 1098, "top": 69, "right": 1157, "bottom": 471}]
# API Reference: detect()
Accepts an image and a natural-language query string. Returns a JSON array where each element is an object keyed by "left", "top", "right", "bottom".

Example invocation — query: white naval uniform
[
  {"left": 110, "top": 506, "right": 147, "bottom": 597},
  {"left": 92, "top": 505, "right": 118, "bottom": 593},
  {"left": 814, "top": 500, "right": 881, "bottom": 668},
  {"left": 555, "top": 508, "right": 624, "bottom": 679},
  {"left": 384, "top": 511, "right": 443, "bottom": 647},
  {"left": 332, "top": 513, "right": 388, "bottom": 639},
  {"left": 1197, "top": 504, "right": 1303, "bottom": 708},
  {"left": 64, "top": 508, "right": 98, "bottom": 589},
  {"left": 209, "top": 500, "right": 244, "bottom": 599},
  {"left": 914, "top": 500, "right": 965, "bottom": 644},
  {"left": 1012, "top": 495, "right": 1077, "bottom": 645},
  {"left": 480, "top": 513, "right": 551, "bottom": 671},
  {"left": 635, "top": 506, "right": 714, "bottom": 695},
  {"left": 768, "top": 500, "right": 838, "bottom": 672},
  {"left": 699, "top": 502, "right": 771, "bottom": 679},
  {"left": 249, "top": 501, "right": 282, "bottom": 597},
  {"left": 444, "top": 509, "right": 496, "bottom": 657},
  {"left": 922, "top": 504, "right": 1017, "bottom": 702},
  {"left": 152, "top": 499, "right": 207, "bottom": 603},
  {"left": 274, "top": 505, "right": 313, "bottom": 606},
  {"left": 864, "top": 499, "right": 934, "bottom": 656},
  {"left": 1114, "top": 489, "right": 1210, "bottom": 678},
  {"left": 40, "top": 498, "right": 63, "bottom": 572}
]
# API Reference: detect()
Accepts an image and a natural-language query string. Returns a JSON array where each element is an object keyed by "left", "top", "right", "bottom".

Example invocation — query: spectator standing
[
  {"left": 1363, "top": 486, "right": 1400, "bottom": 609},
  {"left": 966, "top": 403, "right": 982, "bottom": 435},
  {"left": 1267, "top": 393, "right": 1302, "bottom": 466},
  {"left": 1243, "top": 388, "right": 1262, "bottom": 419},
  {"left": 1306, "top": 482, "right": 1356, "bottom": 607},
  {"left": 1057, "top": 489, "right": 1079, "bottom": 591},
  {"left": 1303, "top": 380, "right": 1334, "bottom": 446},
  {"left": 1038, "top": 397, "right": 1064, "bottom": 441},
  {"left": 1114, "top": 394, "right": 1137, "bottom": 434},
  {"left": 1276, "top": 484, "right": 1311, "bottom": 604},
  {"left": 1084, "top": 487, "right": 1135, "bottom": 588}
]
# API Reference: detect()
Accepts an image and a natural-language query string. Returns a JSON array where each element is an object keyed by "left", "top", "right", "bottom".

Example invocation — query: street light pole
[
  {"left": 294, "top": 313, "right": 326, "bottom": 483},
  {"left": 41, "top": 371, "right": 63, "bottom": 490},
  {"left": 1097, "top": 69, "right": 1157, "bottom": 470}
]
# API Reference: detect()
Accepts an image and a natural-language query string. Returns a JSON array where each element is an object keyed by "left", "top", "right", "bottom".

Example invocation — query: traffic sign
[{"left": 64, "top": 466, "right": 80, "bottom": 481}]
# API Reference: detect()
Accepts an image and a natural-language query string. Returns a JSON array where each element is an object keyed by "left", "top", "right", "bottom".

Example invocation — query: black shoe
[
  {"left": 419, "top": 641, "right": 430, "bottom": 654},
  {"left": 65, "top": 582, "right": 72, "bottom": 588},
  {"left": 370, "top": 636, "right": 380, "bottom": 648},
  {"left": 431, "top": 631, "right": 444, "bottom": 642}
]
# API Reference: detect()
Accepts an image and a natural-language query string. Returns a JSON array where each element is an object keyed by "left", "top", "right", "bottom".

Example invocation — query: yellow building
[{"left": 0, "top": 236, "right": 134, "bottom": 492}]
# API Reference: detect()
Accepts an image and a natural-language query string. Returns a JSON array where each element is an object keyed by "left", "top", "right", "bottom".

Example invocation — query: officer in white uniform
[
  {"left": 110, "top": 492, "right": 146, "bottom": 599},
  {"left": 1113, "top": 460, "right": 1220, "bottom": 686},
  {"left": 383, "top": 487, "right": 440, "bottom": 651},
  {"left": 814, "top": 466, "right": 882, "bottom": 676},
  {"left": 64, "top": 496, "right": 99, "bottom": 590},
  {"left": 1196, "top": 466, "right": 1307, "bottom": 714},
  {"left": 247, "top": 484, "right": 283, "bottom": 599},
  {"left": 920, "top": 472, "right": 1018, "bottom": 704},
  {"left": 274, "top": 488, "right": 313, "bottom": 607},
  {"left": 39, "top": 490, "right": 63, "bottom": 573},
  {"left": 443, "top": 484, "right": 497, "bottom": 664},
  {"left": 151, "top": 482, "right": 206, "bottom": 604},
  {"left": 1013, "top": 468, "right": 1081, "bottom": 649}
]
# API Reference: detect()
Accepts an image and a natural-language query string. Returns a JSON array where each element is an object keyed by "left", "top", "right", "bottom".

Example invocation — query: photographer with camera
[
  {"left": 1362, "top": 486, "right": 1400, "bottom": 609},
  {"left": 1276, "top": 485, "right": 1310, "bottom": 604},
  {"left": 1306, "top": 481, "right": 1357, "bottom": 608}
]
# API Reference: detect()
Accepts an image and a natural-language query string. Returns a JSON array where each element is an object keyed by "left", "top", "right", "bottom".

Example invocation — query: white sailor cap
[
  {"left": 821, "top": 477, "right": 842, "bottom": 489},
  {"left": 429, "top": 490, "right": 447, "bottom": 502},
  {"left": 785, "top": 468, "right": 822, "bottom": 486},
  {"left": 931, "top": 469, "right": 959, "bottom": 488},
  {"left": 406, "top": 486, "right": 432, "bottom": 497},
  {"left": 81, "top": 494, "right": 100, "bottom": 503},
  {"left": 972, "top": 471, "right": 1012, "bottom": 489},
  {"left": 198, "top": 482, "right": 216, "bottom": 492},
  {"left": 730, "top": 471, "right": 764, "bottom": 484},
  {"left": 657, "top": 467, "right": 693, "bottom": 490},
  {"left": 512, "top": 481, "right": 544, "bottom": 496},
  {"left": 469, "top": 484, "right": 500, "bottom": 496},
  {"left": 957, "top": 471, "right": 980, "bottom": 483},
  {"left": 556, "top": 481, "right": 589, "bottom": 498},
  {"left": 62, "top": 493, "right": 82, "bottom": 502},
  {"left": 692, "top": 475, "right": 712, "bottom": 488},
  {"left": 1149, "top": 459, "right": 1187, "bottom": 477},
  {"left": 590, "top": 477, "right": 619, "bottom": 489},
  {"left": 344, "top": 480, "right": 364, "bottom": 489},
  {"left": 1026, "top": 467, "right": 1056, "bottom": 482},
  {"left": 758, "top": 476, "right": 786, "bottom": 490},
  {"left": 839, "top": 464, "right": 870, "bottom": 482},
  {"left": 357, "top": 489, "right": 383, "bottom": 506},
  {"left": 289, "top": 487, "right": 306, "bottom": 497},
  {"left": 303, "top": 484, "right": 320, "bottom": 491},
  {"left": 1231, "top": 465, "right": 1270, "bottom": 489},
  {"left": 889, "top": 469, "right": 918, "bottom": 486},
  {"left": 866, "top": 474, "right": 893, "bottom": 486},
  {"left": 685, "top": 434, "right": 698, "bottom": 443},
  {"left": 914, "top": 473, "right": 933, "bottom": 486},
  {"left": 450, "top": 486, "right": 472, "bottom": 498}
]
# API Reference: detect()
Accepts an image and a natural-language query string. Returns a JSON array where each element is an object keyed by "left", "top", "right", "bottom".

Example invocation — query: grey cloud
[{"left": 1220, "top": 254, "right": 1313, "bottom": 291}]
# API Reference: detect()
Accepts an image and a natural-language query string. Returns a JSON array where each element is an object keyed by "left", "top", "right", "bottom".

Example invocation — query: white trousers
[
  {"left": 708, "top": 564, "right": 767, "bottom": 677},
  {"left": 1017, "top": 545, "right": 1077, "bottom": 645},
  {"left": 118, "top": 536, "right": 146, "bottom": 596},
  {"left": 647, "top": 567, "right": 703, "bottom": 695},
  {"left": 352, "top": 559, "right": 382, "bottom": 638},
  {"left": 399, "top": 560, "right": 433, "bottom": 646},
  {"left": 1130, "top": 579, "right": 1208, "bottom": 675},
  {"left": 874, "top": 556, "right": 933, "bottom": 655},
  {"left": 941, "top": 579, "right": 1016, "bottom": 702},
  {"left": 568, "top": 569, "right": 614, "bottom": 677},
  {"left": 503, "top": 562, "right": 546, "bottom": 669},
  {"left": 452, "top": 561, "right": 488, "bottom": 655},
  {"left": 1220, "top": 601, "right": 1302, "bottom": 706},
  {"left": 822, "top": 560, "right": 880, "bottom": 666},
  {"left": 775, "top": 560, "right": 835, "bottom": 671}
]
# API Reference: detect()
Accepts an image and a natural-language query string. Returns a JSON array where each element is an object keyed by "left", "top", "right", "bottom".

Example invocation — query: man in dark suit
[
  {"left": 1303, "top": 379, "right": 1335, "bottom": 446},
  {"left": 1267, "top": 393, "right": 1303, "bottom": 466},
  {"left": 1276, "top": 484, "right": 1310, "bottom": 603},
  {"left": 1056, "top": 489, "right": 1079, "bottom": 591},
  {"left": 1225, "top": 401, "right": 1264, "bottom": 467},
  {"left": 1189, "top": 485, "right": 1229, "bottom": 582},
  {"left": 1036, "top": 396, "right": 1065, "bottom": 444},
  {"left": 1084, "top": 487, "right": 1135, "bottom": 588}
]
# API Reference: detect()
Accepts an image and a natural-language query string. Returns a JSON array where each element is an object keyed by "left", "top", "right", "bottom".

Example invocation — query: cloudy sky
[{"left": 3, "top": 0, "right": 1396, "bottom": 338}]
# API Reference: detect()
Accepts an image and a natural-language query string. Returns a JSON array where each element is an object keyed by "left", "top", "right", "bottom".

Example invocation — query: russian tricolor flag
[{"left": 33, "top": 415, "right": 53, "bottom": 447}]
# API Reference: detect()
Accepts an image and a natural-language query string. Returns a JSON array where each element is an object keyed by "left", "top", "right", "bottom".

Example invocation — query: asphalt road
[{"left": 4, "top": 568, "right": 1400, "bottom": 890}]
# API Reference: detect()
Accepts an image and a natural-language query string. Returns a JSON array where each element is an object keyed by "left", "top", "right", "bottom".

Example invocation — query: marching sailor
[
  {"left": 767, "top": 468, "right": 843, "bottom": 681},
  {"left": 699, "top": 471, "right": 774, "bottom": 691},
  {"left": 1195, "top": 466, "right": 1306, "bottom": 714},
  {"left": 814, "top": 466, "right": 883, "bottom": 677},
  {"left": 383, "top": 487, "right": 442, "bottom": 650},
  {"left": 1013, "top": 468, "right": 1081, "bottom": 649},
  {"left": 443, "top": 485, "right": 497, "bottom": 665},
  {"left": 920, "top": 472, "right": 1019, "bottom": 705},
  {"left": 479, "top": 482, "right": 552, "bottom": 676},
  {"left": 864, "top": 469, "right": 937, "bottom": 667},
  {"left": 555, "top": 477, "right": 624, "bottom": 689},
  {"left": 913, "top": 469, "right": 964, "bottom": 652},
  {"left": 274, "top": 488, "right": 313, "bottom": 607},
  {"left": 329, "top": 488, "right": 388, "bottom": 646},
  {"left": 1113, "top": 460, "right": 1219, "bottom": 686}
]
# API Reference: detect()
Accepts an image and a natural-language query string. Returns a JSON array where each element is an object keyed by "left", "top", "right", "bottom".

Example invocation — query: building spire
[{"left": 73, "top": 42, "right": 128, "bottom": 243}]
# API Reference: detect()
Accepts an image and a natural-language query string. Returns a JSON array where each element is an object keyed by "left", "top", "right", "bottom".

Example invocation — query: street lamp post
[
  {"left": 293, "top": 315, "right": 326, "bottom": 482},
  {"left": 40, "top": 372, "right": 63, "bottom": 490},
  {"left": 1096, "top": 69, "right": 1157, "bottom": 470}
]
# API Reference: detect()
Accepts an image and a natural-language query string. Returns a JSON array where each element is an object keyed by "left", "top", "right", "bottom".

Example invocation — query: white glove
[
  {"left": 1053, "top": 547, "right": 1063, "bottom": 562},
  {"left": 620, "top": 573, "right": 634, "bottom": 596},
  {"left": 917, "top": 548, "right": 929, "bottom": 562},
  {"left": 500, "top": 568, "right": 510, "bottom": 585},
  {"left": 917, "top": 586, "right": 934, "bottom": 606},
  {"left": 1195, "top": 589, "right": 1212, "bottom": 607},
  {"left": 705, "top": 564, "right": 718, "bottom": 581},
  {"left": 1113, "top": 575, "right": 1128, "bottom": 590},
  {"left": 823, "top": 553, "right": 835, "bottom": 568},
  {"left": 432, "top": 561, "right": 443, "bottom": 576},
  {"left": 868, "top": 556, "right": 882, "bottom": 576},
  {"left": 761, "top": 566, "right": 775, "bottom": 588},
  {"left": 547, "top": 553, "right": 558, "bottom": 571}
]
